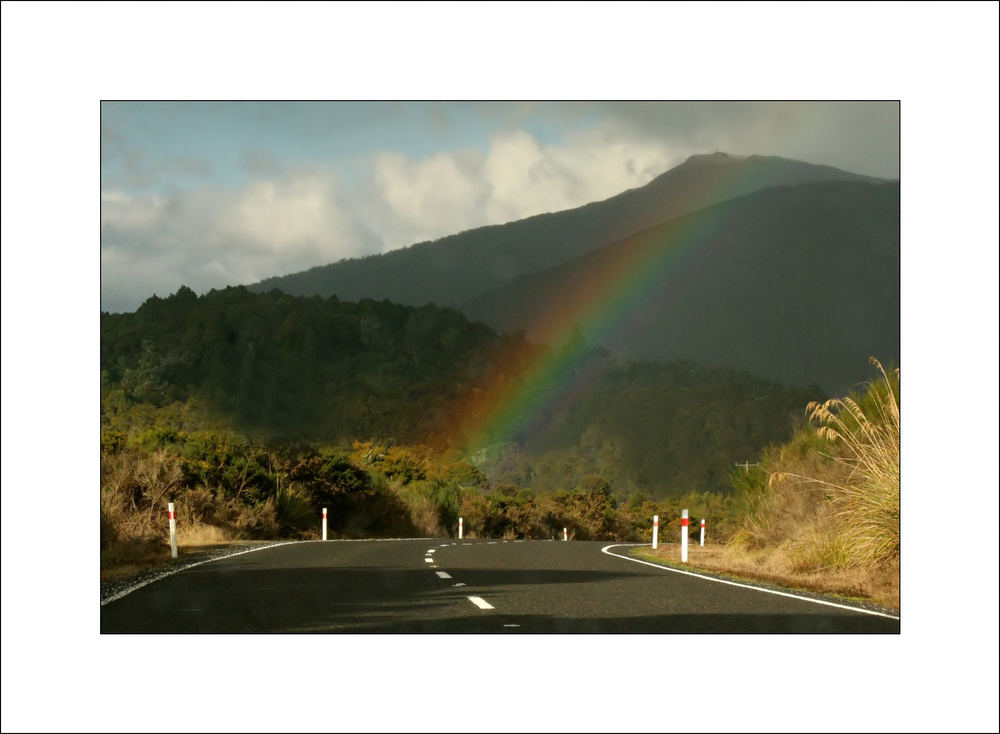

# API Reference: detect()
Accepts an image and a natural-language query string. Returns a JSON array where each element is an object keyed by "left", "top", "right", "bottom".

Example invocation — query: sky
[
  {"left": 100, "top": 100, "right": 900, "bottom": 312},
  {"left": 2, "top": 3, "right": 998, "bottom": 734}
]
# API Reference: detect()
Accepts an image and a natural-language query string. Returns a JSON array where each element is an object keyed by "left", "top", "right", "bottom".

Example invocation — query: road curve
[{"left": 100, "top": 539, "right": 899, "bottom": 633}]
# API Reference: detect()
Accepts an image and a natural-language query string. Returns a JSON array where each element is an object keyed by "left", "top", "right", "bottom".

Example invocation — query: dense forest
[{"left": 101, "top": 285, "right": 821, "bottom": 498}]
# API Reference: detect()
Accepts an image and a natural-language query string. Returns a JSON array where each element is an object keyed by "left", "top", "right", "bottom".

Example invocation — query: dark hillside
[
  {"left": 248, "top": 154, "right": 884, "bottom": 309},
  {"left": 462, "top": 180, "right": 899, "bottom": 395}
]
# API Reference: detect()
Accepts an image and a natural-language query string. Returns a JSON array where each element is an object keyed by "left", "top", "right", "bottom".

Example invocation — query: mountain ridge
[{"left": 248, "top": 153, "right": 886, "bottom": 308}]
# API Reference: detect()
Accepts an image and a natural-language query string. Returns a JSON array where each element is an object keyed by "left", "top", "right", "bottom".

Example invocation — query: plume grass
[{"left": 769, "top": 358, "right": 899, "bottom": 569}]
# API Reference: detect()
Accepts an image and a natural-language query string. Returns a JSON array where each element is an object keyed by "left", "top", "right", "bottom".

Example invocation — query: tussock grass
[
  {"left": 724, "top": 358, "right": 900, "bottom": 608},
  {"left": 772, "top": 358, "right": 899, "bottom": 569}
]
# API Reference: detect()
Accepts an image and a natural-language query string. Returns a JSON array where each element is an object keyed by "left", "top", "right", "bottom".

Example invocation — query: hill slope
[
  {"left": 101, "top": 286, "right": 820, "bottom": 496},
  {"left": 248, "top": 153, "right": 885, "bottom": 308},
  {"left": 461, "top": 180, "right": 900, "bottom": 395}
]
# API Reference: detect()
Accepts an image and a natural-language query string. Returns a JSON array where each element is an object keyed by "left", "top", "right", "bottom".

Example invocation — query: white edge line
[
  {"left": 101, "top": 541, "right": 299, "bottom": 606},
  {"left": 600, "top": 544, "right": 900, "bottom": 621},
  {"left": 101, "top": 537, "right": 440, "bottom": 607}
]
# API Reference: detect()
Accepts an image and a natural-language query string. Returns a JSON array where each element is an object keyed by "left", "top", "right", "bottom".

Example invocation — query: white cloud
[
  {"left": 100, "top": 168, "right": 370, "bottom": 311},
  {"left": 370, "top": 127, "right": 676, "bottom": 247},
  {"left": 101, "top": 126, "right": 680, "bottom": 311},
  {"left": 100, "top": 189, "right": 166, "bottom": 231},
  {"left": 372, "top": 149, "right": 489, "bottom": 249}
]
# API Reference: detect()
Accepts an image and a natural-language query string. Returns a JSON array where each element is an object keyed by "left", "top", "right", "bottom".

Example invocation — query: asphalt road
[{"left": 100, "top": 539, "right": 899, "bottom": 633}]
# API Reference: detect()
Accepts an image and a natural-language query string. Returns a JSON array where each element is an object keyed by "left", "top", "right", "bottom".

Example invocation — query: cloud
[
  {"left": 593, "top": 101, "right": 900, "bottom": 178},
  {"left": 101, "top": 123, "right": 701, "bottom": 311},
  {"left": 240, "top": 148, "right": 282, "bottom": 177},
  {"left": 100, "top": 168, "right": 373, "bottom": 312},
  {"left": 369, "top": 127, "right": 676, "bottom": 249}
]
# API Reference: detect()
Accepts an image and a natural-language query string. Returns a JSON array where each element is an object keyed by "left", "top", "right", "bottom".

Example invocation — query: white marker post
[
  {"left": 322, "top": 508, "right": 328, "bottom": 541},
  {"left": 700, "top": 518, "right": 705, "bottom": 547},
  {"left": 458, "top": 517, "right": 463, "bottom": 540},
  {"left": 168, "top": 502, "right": 178, "bottom": 559},
  {"left": 652, "top": 514, "right": 659, "bottom": 550},
  {"left": 680, "top": 509, "right": 689, "bottom": 563},
  {"left": 563, "top": 527, "right": 568, "bottom": 542}
]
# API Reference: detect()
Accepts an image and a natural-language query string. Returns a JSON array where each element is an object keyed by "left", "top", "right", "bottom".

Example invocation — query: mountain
[
  {"left": 248, "top": 153, "right": 885, "bottom": 308},
  {"left": 461, "top": 179, "right": 900, "bottom": 395}
]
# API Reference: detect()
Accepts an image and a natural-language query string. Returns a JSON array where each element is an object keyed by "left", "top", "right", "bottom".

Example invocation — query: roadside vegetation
[
  {"left": 100, "top": 427, "right": 738, "bottom": 580},
  {"left": 636, "top": 358, "right": 900, "bottom": 611}
]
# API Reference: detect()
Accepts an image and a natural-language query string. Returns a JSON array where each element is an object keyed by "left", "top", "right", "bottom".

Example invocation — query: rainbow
[{"left": 445, "top": 165, "right": 758, "bottom": 454}]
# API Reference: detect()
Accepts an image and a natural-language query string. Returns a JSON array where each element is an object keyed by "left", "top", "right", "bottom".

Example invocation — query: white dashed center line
[
  {"left": 426, "top": 549, "right": 436, "bottom": 554},
  {"left": 435, "top": 571, "right": 452, "bottom": 579},
  {"left": 453, "top": 582, "right": 466, "bottom": 587},
  {"left": 424, "top": 557, "right": 435, "bottom": 563},
  {"left": 467, "top": 596, "right": 494, "bottom": 610}
]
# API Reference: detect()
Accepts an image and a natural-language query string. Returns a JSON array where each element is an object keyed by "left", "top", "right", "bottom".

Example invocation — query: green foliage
[
  {"left": 102, "top": 287, "right": 501, "bottom": 445},
  {"left": 431, "top": 459, "right": 486, "bottom": 488},
  {"left": 103, "top": 286, "right": 824, "bottom": 500},
  {"left": 273, "top": 480, "right": 316, "bottom": 535}
]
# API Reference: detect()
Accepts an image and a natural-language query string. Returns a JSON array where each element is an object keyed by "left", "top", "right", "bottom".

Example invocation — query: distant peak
[{"left": 683, "top": 152, "right": 745, "bottom": 166}]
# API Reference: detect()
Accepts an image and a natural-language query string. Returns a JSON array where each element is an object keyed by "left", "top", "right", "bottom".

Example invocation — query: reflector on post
[{"left": 681, "top": 509, "right": 689, "bottom": 563}]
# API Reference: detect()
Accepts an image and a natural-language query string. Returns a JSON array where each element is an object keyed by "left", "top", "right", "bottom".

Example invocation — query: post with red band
[
  {"left": 652, "top": 514, "right": 659, "bottom": 550},
  {"left": 168, "top": 502, "right": 178, "bottom": 558},
  {"left": 322, "top": 507, "right": 328, "bottom": 541},
  {"left": 563, "top": 527, "right": 568, "bottom": 542},
  {"left": 700, "top": 518, "right": 706, "bottom": 547},
  {"left": 681, "top": 509, "right": 689, "bottom": 563}
]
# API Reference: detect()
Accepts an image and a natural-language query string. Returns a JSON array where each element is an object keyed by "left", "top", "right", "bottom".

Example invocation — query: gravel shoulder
[{"left": 623, "top": 545, "right": 900, "bottom": 618}]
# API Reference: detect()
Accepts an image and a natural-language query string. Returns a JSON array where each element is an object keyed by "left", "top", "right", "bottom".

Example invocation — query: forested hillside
[{"left": 101, "top": 286, "right": 820, "bottom": 497}]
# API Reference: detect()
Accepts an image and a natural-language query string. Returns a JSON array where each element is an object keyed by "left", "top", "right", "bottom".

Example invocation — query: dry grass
[
  {"left": 720, "top": 358, "right": 900, "bottom": 610},
  {"left": 399, "top": 488, "right": 443, "bottom": 537},
  {"left": 100, "top": 448, "right": 184, "bottom": 542},
  {"left": 175, "top": 522, "right": 232, "bottom": 546},
  {"left": 772, "top": 358, "right": 899, "bottom": 569},
  {"left": 637, "top": 542, "right": 899, "bottom": 611},
  {"left": 100, "top": 448, "right": 285, "bottom": 580}
]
